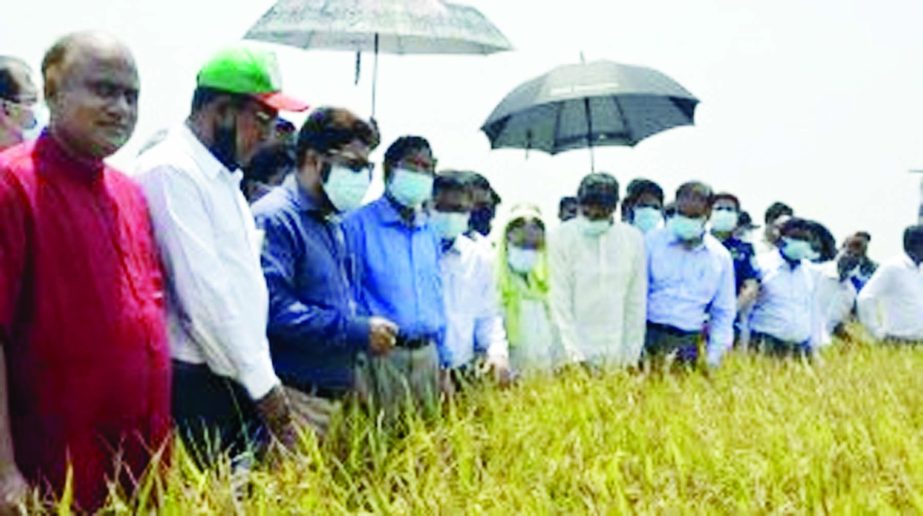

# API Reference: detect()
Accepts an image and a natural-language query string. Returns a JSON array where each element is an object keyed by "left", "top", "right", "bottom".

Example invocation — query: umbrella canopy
[
  {"left": 245, "top": 0, "right": 511, "bottom": 115},
  {"left": 245, "top": 0, "right": 512, "bottom": 55},
  {"left": 481, "top": 60, "right": 699, "bottom": 167}
]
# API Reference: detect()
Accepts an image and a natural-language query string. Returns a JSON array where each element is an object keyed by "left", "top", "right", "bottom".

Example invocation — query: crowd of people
[{"left": 1, "top": 32, "right": 921, "bottom": 511}]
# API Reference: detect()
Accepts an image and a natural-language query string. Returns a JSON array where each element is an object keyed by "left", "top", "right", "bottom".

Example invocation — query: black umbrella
[{"left": 481, "top": 60, "right": 699, "bottom": 171}]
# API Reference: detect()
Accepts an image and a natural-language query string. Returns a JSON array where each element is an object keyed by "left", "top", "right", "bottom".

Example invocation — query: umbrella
[
  {"left": 481, "top": 60, "right": 699, "bottom": 171},
  {"left": 245, "top": 0, "right": 512, "bottom": 116}
]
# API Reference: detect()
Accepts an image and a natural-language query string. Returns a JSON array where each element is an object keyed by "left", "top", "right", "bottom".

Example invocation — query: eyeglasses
[
  {"left": 326, "top": 149, "right": 375, "bottom": 175},
  {"left": 397, "top": 155, "right": 437, "bottom": 173}
]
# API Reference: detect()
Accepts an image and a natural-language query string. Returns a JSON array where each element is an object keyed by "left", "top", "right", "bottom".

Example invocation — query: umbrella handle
[{"left": 371, "top": 33, "right": 380, "bottom": 118}]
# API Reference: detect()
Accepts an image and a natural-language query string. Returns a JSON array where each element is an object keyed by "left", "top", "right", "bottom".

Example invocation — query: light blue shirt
[
  {"left": 749, "top": 250, "right": 820, "bottom": 348},
  {"left": 645, "top": 228, "right": 737, "bottom": 365},
  {"left": 341, "top": 196, "right": 448, "bottom": 364}
]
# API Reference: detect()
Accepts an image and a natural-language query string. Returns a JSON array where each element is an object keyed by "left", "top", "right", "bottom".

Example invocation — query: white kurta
[{"left": 549, "top": 219, "right": 647, "bottom": 367}]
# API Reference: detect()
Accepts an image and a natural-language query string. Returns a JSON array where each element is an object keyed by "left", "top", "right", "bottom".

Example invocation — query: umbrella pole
[
  {"left": 583, "top": 97, "right": 595, "bottom": 172},
  {"left": 371, "top": 33, "right": 379, "bottom": 118}
]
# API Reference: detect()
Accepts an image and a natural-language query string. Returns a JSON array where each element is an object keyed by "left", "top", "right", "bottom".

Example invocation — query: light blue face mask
[
  {"left": 632, "top": 207, "right": 663, "bottom": 234},
  {"left": 323, "top": 165, "right": 372, "bottom": 213},
  {"left": 781, "top": 237, "right": 814, "bottom": 261},
  {"left": 579, "top": 216, "right": 612, "bottom": 237},
  {"left": 507, "top": 246, "right": 540, "bottom": 273},
  {"left": 710, "top": 209, "right": 739, "bottom": 233},
  {"left": 668, "top": 214, "right": 706, "bottom": 241},
  {"left": 430, "top": 210, "right": 470, "bottom": 241},
  {"left": 388, "top": 168, "right": 434, "bottom": 208}
]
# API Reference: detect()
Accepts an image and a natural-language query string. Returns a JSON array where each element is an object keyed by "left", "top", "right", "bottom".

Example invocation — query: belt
[
  {"left": 395, "top": 335, "right": 434, "bottom": 350},
  {"left": 646, "top": 321, "right": 700, "bottom": 338}
]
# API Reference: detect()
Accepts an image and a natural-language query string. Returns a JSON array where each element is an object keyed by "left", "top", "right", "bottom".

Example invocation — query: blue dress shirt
[
  {"left": 645, "top": 228, "right": 737, "bottom": 365},
  {"left": 252, "top": 177, "right": 369, "bottom": 393},
  {"left": 342, "top": 196, "right": 448, "bottom": 364}
]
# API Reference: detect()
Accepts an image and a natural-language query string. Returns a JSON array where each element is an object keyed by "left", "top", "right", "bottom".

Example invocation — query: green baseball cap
[{"left": 196, "top": 45, "right": 308, "bottom": 112}]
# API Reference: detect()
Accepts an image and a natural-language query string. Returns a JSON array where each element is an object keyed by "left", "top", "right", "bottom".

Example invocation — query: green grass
[{"left": 32, "top": 337, "right": 923, "bottom": 514}]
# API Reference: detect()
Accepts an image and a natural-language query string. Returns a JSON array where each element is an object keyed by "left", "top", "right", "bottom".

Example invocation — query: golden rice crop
[{"left": 30, "top": 336, "right": 923, "bottom": 514}]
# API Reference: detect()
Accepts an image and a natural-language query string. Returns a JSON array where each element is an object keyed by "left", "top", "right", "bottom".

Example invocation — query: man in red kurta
[{"left": 0, "top": 32, "right": 170, "bottom": 511}]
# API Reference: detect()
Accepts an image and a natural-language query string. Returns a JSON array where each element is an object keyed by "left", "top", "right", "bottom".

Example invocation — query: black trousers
[
  {"left": 644, "top": 322, "right": 701, "bottom": 366},
  {"left": 171, "top": 360, "right": 265, "bottom": 467}
]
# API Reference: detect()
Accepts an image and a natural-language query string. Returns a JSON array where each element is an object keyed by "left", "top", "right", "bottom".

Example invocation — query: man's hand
[
  {"left": 369, "top": 317, "right": 398, "bottom": 356},
  {"left": 284, "top": 387, "right": 339, "bottom": 441},
  {"left": 485, "top": 360, "right": 514, "bottom": 388},
  {"left": 738, "top": 280, "right": 759, "bottom": 309},
  {"left": 254, "top": 385, "right": 299, "bottom": 450},
  {"left": 0, "top": 464, "right": 28, "bottom": 516}
]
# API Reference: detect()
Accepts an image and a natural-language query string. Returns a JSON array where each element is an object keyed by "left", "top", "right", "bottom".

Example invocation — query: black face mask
[
  {"left": 469, "top": 206, "right": 495, "bottom": 236},
  {"left": 212, "top": 115, "right": 239, "bottom": 171}
]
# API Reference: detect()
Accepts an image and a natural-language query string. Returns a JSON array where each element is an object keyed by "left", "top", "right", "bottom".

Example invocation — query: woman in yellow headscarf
[{"left": 497, "top": 204, "right": 559, "bottom": 375}]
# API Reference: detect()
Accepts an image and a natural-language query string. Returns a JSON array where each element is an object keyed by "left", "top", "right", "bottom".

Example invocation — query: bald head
[{"left": 42, "top": 32, "right": 139, "bottom": 159}]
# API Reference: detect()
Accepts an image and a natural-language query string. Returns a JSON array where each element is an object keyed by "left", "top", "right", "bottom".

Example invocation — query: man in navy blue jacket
[{"left": 253, "top": 107, "right": 397, "bottom": 401}]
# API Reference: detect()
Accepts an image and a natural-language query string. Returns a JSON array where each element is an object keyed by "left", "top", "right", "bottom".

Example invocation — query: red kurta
[{"left": 0, "top": 135, "right": 171, "bottom": 510}]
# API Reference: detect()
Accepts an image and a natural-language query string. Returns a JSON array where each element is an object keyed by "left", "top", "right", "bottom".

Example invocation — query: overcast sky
[{"left": 4, "top": 0, "right": 923, "bottom": 257}]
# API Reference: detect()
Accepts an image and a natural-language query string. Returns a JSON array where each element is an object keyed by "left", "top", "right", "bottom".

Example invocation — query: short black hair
[
  {"left": 467, "top": 172, "right": 502, "bottom": 205},
  {"left": 383, "top": 135, "right": 432, "bottom": 178},
  {"left": 559, "top": 196, "right": 577, "bottom": 209},
  {"left": 904, "top": 225, "right": 923, "bottom": 254},
  {"left": 675, "top": 181, "right": 714, "bottom": 205},
  {"left": 577, "top": 173, "right": 619, "bottom": 207},
  {"left": 433, "top": 170, "right": 471, "bottom": 196},
  {"left": 190, "top": 86, "right": 251, "bottom": 114},
  {"left": 244, "top": 143, "right": 295, "bottom": 184},
  {"left": 855, "top": 231, "right": 872, "bottom": 243},
  {"left": 780, "top": 217, "right": 814, "bottom": 236},
  {"left": 663, "top": 202, "right": 677, "bottom": 218},
  {"left": 800, "top": 219, "right": 837, "bottom": 261},
  {"left": 712, "top": 192, "right": 740, "bottom": 210},
  {"left": 765, "top": 202, "right": 794, "bottom": 224},
  {"left": 738, "top": 211, "right": 756, "bottom": 229},
  {"left": 626, "top": 178, "right": 664, "bottom": 204},
  {"left": 295, "top": 106, "right": 377, "bottom": 166},
  {"left": 0, "top": 56, "right": 29, "bottom": 102}
]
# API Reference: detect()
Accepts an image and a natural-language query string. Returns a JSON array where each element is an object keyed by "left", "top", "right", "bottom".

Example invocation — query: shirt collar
[
  {"left": 37, "top": 132, "right": 106, "bottom": 182},
  {"left": 667, "top": 231, "right": 707, "bottom": 252},
  {"left": 901, "top": 252, "right": 922, "bottom": 270},
  {"left": 373, "top": 195, "right": 427, "bottom": 228},
  {"left": 178, "top": 123, "right": 242, "bottom": 184},
  {"left": 284, "top": 175, "right": 323, "bottom": 213}
]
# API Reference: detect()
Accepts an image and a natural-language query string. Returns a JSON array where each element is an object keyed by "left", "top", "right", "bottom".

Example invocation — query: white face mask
[
  {"left": 507, "top": 246, "right": 540, "bottom": 273},
  {"left": 323, "top": 165, "right": 371, "bottom": 213},
  {"left": 578, "top": 216, "right": 611, "bottom": 237},
  {"left": 430, "top": 210, "right": 470, "bottom": 241},
  {"left": 709, "top": 209, "right": 739, "bottom": 233},
  {"left": 388, "top": 168, "right": 434, "bottom": 208}
]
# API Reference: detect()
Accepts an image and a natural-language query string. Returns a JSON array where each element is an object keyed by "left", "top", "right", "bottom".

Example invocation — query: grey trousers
[{"left": 356, "top": 343, "right": 441, "bottom": 417}]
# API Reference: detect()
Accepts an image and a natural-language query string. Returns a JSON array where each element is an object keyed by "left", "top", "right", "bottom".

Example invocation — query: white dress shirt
[
  {"left": 857, "top": 253, "right": 923, "bottom": 340},
  {"left": 439, "top": 235, "right": 509, "bottom": 370},
  {"left": 549, "top": 219, "right": 647, "bottom": 367},
  {"left": 135, "top": 124, "right": 278, "bottom": 400},
  {"left": 749, "top": 251, "right": 821, "bottom": 347},
  {"left": 812, "top": 261, "right": 857, "bottom": 347}
]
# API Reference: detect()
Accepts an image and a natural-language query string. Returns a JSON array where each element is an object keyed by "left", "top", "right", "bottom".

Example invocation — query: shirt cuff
[
  {"left": 345, "top": 316, "right": 371, "bottom": 351},
  {"left": 239, "top": 354, "right": 281, "bottom": 400}
]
